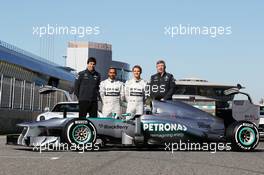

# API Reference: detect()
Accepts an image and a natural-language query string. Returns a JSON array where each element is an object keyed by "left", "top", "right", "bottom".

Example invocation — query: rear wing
[
  {"left": 223, "top": 84, "right": 253, "bottom": 104},
  {"left": 39, "top": 85, "right": 73, "bottom": 102}
]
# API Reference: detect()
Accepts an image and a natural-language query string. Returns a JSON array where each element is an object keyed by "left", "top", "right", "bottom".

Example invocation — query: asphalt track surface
[{"left": 1, "top": 136, "right": 264, "bottom": 175}]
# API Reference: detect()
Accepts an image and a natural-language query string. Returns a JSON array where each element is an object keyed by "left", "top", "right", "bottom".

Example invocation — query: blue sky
[{"left": 0, "top": 1, "right": 263, "bottom": 102}]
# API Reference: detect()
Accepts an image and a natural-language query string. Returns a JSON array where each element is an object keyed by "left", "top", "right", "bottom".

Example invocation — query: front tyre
[
  {"left": 63, "top": 118, "right": 97, "bottom": 145},
  {"left": 226, "top": 121, "right": 259, "bottom": 151}
]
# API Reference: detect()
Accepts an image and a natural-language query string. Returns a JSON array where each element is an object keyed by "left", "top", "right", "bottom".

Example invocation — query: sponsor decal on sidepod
[{"left": 143, "top": 123, "right": 187, "bottom": 132}]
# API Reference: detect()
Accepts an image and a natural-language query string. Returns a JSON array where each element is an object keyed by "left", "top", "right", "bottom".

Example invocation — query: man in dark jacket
[
  {"left": 74, "top": 57, "right": 101, "bottom": 118},
  {"left": 150, "top": 60, "right": 175, "bottom": 101}
]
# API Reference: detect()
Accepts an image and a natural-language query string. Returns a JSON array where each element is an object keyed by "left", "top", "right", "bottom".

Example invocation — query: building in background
[
  {"left": 111, "top": 60, "right": 130, "bottom": 82},
  {"left": 66, "top": 41, "right": 130, "bottom": 81}
]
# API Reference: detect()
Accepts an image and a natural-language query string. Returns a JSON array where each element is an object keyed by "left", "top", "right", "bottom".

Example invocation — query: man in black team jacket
[
  {"left": 150, "top": 60, "right": 175, "bottom": 101},
  {"left": 74, "top": 57, "right": 101, "bottom": 118}
]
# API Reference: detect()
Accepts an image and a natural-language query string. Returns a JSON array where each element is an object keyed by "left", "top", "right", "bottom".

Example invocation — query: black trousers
[{"left": 79, "top": 101, "right": 98, "bottom": 118}]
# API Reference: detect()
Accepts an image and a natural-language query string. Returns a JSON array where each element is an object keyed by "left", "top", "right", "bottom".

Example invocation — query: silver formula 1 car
[{"left": 16, "top": 86, "right": 260, "bottom": 151}]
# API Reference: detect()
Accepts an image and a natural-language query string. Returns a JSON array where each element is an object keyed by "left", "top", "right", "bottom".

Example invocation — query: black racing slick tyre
[
  {"left": 63, "top": 118, "right": 97, "bottom": 145},
  {"left": 226, "top": 121, "right": 259, "bottom": 151}
]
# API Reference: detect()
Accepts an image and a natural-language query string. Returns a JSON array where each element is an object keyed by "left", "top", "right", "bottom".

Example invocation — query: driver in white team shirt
[
  {"left": 100, "top": 67, "right": 124, "bottom": 118},
  {"left": 125, "top": 65, "right": 147, "bottom": 119}
]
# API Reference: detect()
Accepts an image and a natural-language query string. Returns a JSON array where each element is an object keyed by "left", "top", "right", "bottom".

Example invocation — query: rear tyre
[
  {"left": 63, "top": 118, "right": 97, "bottom": 145},
  {"left": 226, "top": 121, "right": 259, "bottom": 151}
]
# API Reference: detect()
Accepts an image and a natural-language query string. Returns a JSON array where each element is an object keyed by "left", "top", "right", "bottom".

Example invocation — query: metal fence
[{"left": 0, "top": 74, "right": 71, "bottom": 111}]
